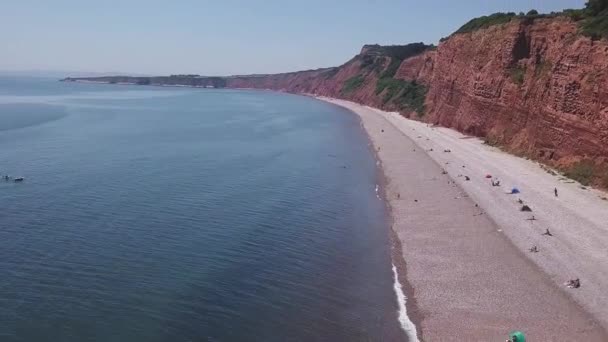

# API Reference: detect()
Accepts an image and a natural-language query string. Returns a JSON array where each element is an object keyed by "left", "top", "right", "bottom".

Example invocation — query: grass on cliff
[
  {"left": 341, "top": 75, "right": 365, "bottom": 94},
  {"left": 580, "top": 9, "right": 608, "bottom": 39},
  {"left": 602, "top": 171, "right": 608, "bottom": 189},
  {"left": 453, "top": 1, "right": 608, "bottom": 38},
  {"left": 534, "top": 61, "right": 552, "bottom": 78},
  {"left": 454, "top": 11, "right": 573, "bottom": 35},
  {"left": 455, "top": 12, "right": 518, "bottom": 34},
  {"left": 562, "top": 160, "right": 608, "bottom": 188},
  {"left": 321, "top": 67, "right": 340, "bottom": 79},
  {"left": 509, "top": 66, "right": 526, "bottom": 85},
  {"left": 375, "top": 78, "right": 427, "bottom": 116},
  {"left": 564, "top": 160, "right": 596, "bottom": 186},
  {"left": 360, "top": 43, "right": 431, "bottom": 77},
  {"left": 378, "top": 59, "right": 403, "bottom": 79}
]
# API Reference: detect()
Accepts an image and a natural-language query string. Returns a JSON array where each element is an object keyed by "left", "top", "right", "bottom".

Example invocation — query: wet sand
[{"left": 320, "top": 97, "right": 607, "bottom": 341}]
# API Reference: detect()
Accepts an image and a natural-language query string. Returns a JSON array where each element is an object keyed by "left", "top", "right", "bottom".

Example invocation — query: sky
[{"left": 0, "top": 0, "right": 586, "bottom": 76}]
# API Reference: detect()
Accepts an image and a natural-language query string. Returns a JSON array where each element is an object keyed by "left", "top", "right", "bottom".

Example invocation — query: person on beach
[{"left": 554, "top": 187, "right": 558, "bottom": 197}]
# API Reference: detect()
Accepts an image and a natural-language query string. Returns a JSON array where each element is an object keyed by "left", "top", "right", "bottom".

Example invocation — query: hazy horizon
[{"left": 1, "top": 0, "right": 585, "bottom": 76}]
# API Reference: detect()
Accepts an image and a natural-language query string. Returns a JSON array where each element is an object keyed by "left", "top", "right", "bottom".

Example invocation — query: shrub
[
  {"left": 455, "top": 12, "right": 517, "bottom": 34},
  {"left": 379, "top": 43, "right": 430, "bottom": 60},
  {"left": 342, "top": 75, "right": 365, "bottom": 94},
  {"left": 454, "top": 5, "right": 608, "bottom": 39},
  {"left": 322, "top": 67, "right": 339, "bottom": 79},
  {"left": 564, "top": 160, "right": 595, "bottom": 185},
  {"left": 509, "top": 66, "right": 526, "bottom": 85},
  {"left": 379, "top": 58, "right": 402, "bottom": 79},
  {"left": 586, "top": 0, "right": 608, "bottom": 15},
  {"left": 367, "top": 57, "right": 387, "bottom": 73},
  {"left": 601, "top": 170, "right": 608, "bottom": 188},
  {"left": 375, "top": 78, "right": 427, "bottom": 115},
  {"left": 580, "top": 9, "right": 608, "bottom": 39},
  {"left": 484, "top": 136, "right": 501, "bottom": 146},
  {"left": 359, "top": 55, "right": 375, "bottom": 69},
  {"left": 534, "top": 61, "right": 552, "bottom": 77},
  {"left": 563, "top": 8, "right": 586, "bottom": 21}
]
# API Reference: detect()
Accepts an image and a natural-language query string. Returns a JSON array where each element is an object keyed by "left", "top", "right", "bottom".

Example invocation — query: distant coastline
[{"left": 62, "top": 75, "right": 228, "bottom": 88}]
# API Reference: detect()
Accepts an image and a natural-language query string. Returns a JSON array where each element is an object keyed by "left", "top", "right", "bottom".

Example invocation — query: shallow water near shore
[{"left": 0, "top": 77, "right": 404, "bottom": 341}]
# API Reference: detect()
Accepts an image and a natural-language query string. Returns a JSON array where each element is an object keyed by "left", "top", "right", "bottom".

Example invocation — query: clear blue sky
[{"left": 0, "top": 0, "right": 585, "bottom": 76}]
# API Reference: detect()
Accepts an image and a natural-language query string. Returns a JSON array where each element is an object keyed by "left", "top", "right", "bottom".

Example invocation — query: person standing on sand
[{"left": 554, "top": 187, "right": 558, "bottom": 197}]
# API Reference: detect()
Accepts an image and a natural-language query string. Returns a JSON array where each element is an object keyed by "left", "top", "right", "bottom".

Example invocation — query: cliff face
[
  {"left": 417, "top": 17, "right": 608, "bottom": 182},
  {"left": 65, "top": 17, "right": 608, "bottom": 186},
  {"left": 227, "top": 43, "right": 431, "bottom": 114}
]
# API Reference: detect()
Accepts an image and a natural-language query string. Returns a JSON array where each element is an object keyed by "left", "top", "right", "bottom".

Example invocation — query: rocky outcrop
[{"left": 64, "top": 16, "right": 608, "bottom": 186}]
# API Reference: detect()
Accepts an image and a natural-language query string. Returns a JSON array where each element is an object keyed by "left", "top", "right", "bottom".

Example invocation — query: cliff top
[
  {"left": 452, "top": 0, "right": 608, "bottom": 39},
  {"left": 359, "top": 43, "right": 432, "bottom": 59}
]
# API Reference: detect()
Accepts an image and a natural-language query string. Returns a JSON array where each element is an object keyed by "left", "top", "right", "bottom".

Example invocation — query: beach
[{"left": 320, "top": 97, "right": 608, "bottom": 341}]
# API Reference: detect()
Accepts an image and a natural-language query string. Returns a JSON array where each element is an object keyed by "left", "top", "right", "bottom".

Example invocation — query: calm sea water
[{"left": 0, "top": 77, "right": 402, "bottom": 341}]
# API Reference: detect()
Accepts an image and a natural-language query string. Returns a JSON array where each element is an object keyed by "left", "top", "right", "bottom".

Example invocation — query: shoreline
[
  {"left": 318, "top": 97, "right": 608, "bottom": 341},
  {"left": 368, "top": 123, "right": 421, "bottom": 342}
]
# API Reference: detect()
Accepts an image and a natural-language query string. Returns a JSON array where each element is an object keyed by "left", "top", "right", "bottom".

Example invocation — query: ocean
[{"left": 0, "top": 77, "right": 404, "bottom": 341}]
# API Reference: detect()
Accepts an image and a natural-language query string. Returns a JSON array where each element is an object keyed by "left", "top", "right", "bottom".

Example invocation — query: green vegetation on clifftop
[
  {"left": 452, "top": 1, "right": 608, "bottom": 40},
  {"left": 565, "top": 0, "right": 608, "bottom": 39},
  {"left": 455, "top": 12, "right": 518, "bottom": 34},
  {"left": 357, "top": 43, "right": 431, "bottom": 116},
  {"left": 580, "top": 5, "right": 608, "bottom": 38}
]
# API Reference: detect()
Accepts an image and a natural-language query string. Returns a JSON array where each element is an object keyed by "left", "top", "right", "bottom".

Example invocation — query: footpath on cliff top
[{"left": 322, "top": 97, "right": 608, "bottom": 341}]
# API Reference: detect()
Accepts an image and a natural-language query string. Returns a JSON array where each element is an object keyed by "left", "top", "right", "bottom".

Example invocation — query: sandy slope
[{"left": 319, "top": 97, "right": 607, "bottom": 341}]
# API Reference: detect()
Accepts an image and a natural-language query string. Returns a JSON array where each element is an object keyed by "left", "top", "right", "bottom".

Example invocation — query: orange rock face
[{"left": 418, "top": 17, "right": 608, "bottom": 175}]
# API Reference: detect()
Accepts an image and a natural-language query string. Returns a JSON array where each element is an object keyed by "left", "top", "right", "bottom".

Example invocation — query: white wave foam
[{"left": 392, "top": 263, "right": 418, "bottom": 342}]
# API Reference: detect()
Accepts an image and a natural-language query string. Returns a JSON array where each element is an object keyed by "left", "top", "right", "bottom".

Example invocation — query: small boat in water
[{"left": 13, "top": 177, "right": 24, "bottom": 182}]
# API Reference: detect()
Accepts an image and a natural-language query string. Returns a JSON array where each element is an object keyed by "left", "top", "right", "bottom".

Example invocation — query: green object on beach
[{"left": 509, "top": 331, "right": 526, "bottom": 342}]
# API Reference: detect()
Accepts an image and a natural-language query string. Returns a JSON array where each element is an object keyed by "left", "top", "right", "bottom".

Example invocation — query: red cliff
[
  {"left": 225, "top": 18, "right": 608, "bottom": 187},
  {"left": 416, "top": 17, "right": 608, "bottom": 186}
]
